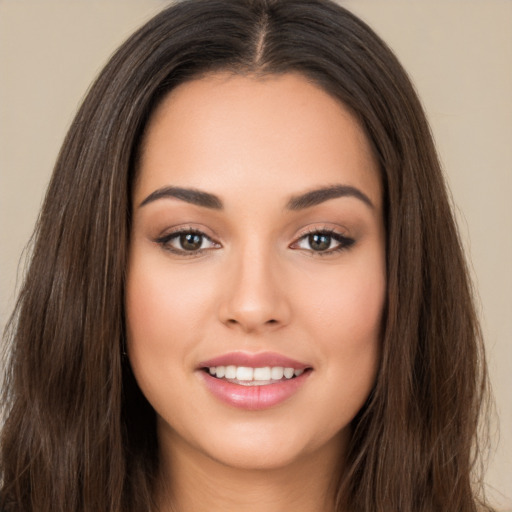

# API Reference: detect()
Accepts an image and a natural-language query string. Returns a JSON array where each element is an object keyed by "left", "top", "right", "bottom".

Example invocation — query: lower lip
[{"left": 199, "top": 370, "right": 311, "bottom": 411}]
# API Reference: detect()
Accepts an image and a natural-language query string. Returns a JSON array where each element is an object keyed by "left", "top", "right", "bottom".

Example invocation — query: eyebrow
[
  {"left": 139, "top": 183, "right": 374, "bottom": 211},
  {"left": 139, "top": 186, "right": 223, "bottom": 209},
  {"left": 286, "top": 184, "right": 374, "bottom": 210}
]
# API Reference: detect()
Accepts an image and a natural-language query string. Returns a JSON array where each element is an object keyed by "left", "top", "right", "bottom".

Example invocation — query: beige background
[{"left": 0, "top": 0, "right": 510, "bottom": 508}]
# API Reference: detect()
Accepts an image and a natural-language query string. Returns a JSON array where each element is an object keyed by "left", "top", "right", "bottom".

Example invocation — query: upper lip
[{"left": 198, "top": 351, "right": 311, "bottom": 370}]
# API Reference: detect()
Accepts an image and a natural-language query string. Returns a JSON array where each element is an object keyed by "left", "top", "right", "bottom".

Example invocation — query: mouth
[
  {"left": 202, "top": 365, "right": 310, "bottom": 386},
  {"left": 198, "top": 352, "right": 313, "bottom": 410}
]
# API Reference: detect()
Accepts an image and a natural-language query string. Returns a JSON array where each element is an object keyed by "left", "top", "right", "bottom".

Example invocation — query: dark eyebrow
[
  {"left": 286, "top": 184, "right": 374, "bottom": 210},
  {"left": 139, "top": 186, "right": 223, "bottom": 209}
]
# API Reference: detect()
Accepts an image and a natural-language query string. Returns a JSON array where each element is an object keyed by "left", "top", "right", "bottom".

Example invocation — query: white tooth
[
  {"left": 209, "top": 367, "right": 216, "bottom": 375},
  {"left": 236, "top": 366, "right": 254, "bottom": 381},
  {"left": 215, "top": 366, "right": 226, "bottom": 378},
  {"left": 225, "top": 365, "right": 237, "bottom": 379},
  {"left": 294, "top": 369, "right": 304, "bottom": 377},
  {"left": 254, "top": 367, "right": 271, "bottom": 380},
  {"left": 271, "top": 367, "right": 284, "bottom": 380},
  {"left": 284, "top": 367, "right": 295, "bottom": 379}
]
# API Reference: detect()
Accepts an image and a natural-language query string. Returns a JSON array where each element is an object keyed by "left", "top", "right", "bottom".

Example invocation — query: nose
[{"left": 218, "top": 244, "right": 291, "bottom": 334}]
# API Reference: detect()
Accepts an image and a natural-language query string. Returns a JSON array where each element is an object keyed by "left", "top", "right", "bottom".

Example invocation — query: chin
[
  {"left": 209, "top": 440, "right": 307, "bottom": 471},
  {"left": 166, "top": 415, "right": 350, "bottom": 473}
]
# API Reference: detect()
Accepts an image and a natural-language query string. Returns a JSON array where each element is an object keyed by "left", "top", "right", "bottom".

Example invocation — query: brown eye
[
  {"left": 308, "top": 233, "right": 331, "bottom": 251},
  {"left": 156, "top": 229, "right": 219, "bottom": 255},
  {"left": 292, "top": 230, "right": 355, "bottom": 254},
  {"left": 180, "top": 233, "right": 203, "bottom": 251}
]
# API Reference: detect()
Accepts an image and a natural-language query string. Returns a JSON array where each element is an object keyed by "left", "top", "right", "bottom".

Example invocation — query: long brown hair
[{"left": 1, "top": 1, "right": 492, "bottom": 511}]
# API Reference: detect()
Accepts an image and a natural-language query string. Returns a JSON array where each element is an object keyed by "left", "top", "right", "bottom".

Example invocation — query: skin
[{"left": 126, "top": 72, "right": 386, "bottom": 512}]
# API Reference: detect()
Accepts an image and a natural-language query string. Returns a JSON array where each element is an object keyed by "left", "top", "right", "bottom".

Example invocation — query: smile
[
  {"left": 206, "top": 365, "right": 305, "bottom": 385},
  {"left": 198, "top": 352, "right": 312, "bottom": 410}
]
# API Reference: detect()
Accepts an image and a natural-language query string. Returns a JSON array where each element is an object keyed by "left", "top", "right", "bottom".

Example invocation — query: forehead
[{"left": 136, "top": 72, "right": 381, "bottom": 209}]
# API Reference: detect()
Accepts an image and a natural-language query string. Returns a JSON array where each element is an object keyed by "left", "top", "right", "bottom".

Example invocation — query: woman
[{"left": 0, "top": 0, "right": 493, "bottom": 511}]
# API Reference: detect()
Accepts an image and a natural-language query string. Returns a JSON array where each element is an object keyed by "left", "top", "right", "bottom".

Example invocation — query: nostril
[
  {"left": 226, "top": 318, "right": 277, "bottom": 325},
  {"left": 223, "top": 316, "right": 280, "bottom": 333}
]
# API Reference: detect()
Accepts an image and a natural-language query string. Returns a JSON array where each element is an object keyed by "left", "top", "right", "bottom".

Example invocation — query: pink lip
[
  {"left": 198, "top": 351, "right": 309, "bottom": 370},
  {"left": 199, "top": 370, "right": 311, "bottom": 411},
  {"left": 197, "top": 351, "right": 312, "bottom": 411}
]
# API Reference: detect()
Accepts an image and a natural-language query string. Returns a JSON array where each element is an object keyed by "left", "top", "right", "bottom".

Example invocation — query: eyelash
[
  {"left": 155, "top": 227, "right": 355, "bottom": 257},
  {"left": 155, "top": 228, "right": 219, "bottom": 257},
  {"left": 291, "top": 228, "right": 355, "bottom": 256}
]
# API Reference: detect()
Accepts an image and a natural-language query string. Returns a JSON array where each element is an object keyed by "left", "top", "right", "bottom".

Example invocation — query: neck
[{"left": 156, "top": 430, "right": 346, "bottom": 512}]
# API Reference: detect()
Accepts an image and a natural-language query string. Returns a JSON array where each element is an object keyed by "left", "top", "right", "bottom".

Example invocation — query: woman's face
[{"left": 126, "top": 73, "right": 386, "bottom": 471}]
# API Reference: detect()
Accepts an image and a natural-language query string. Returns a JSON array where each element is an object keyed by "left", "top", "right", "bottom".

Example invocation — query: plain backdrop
[{"left": 0, "top": 1, "right": 511, "bottom": 509}]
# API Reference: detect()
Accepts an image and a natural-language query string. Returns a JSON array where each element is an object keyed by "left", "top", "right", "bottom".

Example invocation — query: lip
[
  {"left": 198, "top": 351, "right": 310, "bottom": 370},
  {"left": 199, "top": 370, "right": 311, "bottom": 411},
  {"left": 197, "top": 351, "right": 312, "bottom": 411}
]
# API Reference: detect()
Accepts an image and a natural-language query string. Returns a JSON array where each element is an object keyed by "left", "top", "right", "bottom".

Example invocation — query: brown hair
[{"left": 0, "top": 1, "right": 492, "bottom": 511}]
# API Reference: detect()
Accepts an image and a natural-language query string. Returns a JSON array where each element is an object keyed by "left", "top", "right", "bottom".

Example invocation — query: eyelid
[
  {"left": 155, "top": 226, "right": 221, "bottom": 256},
  {"left": 153, "top": 224, "right": 354, "bottom": 257},
  {"left": 289, "top": 226, "right": 355, "bottom": 255}
]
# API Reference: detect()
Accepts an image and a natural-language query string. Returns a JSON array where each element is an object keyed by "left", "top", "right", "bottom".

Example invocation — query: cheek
[
  {"left": 125, "top": 253, "right": 212, "bottom": 346},
  {"left": 124, "top": 251, "right": 215, "bottom": 397},
  {"left": 326, "top": 275, "right": 383, "bottom": 420},
  {"left": 299, "top": 249, "right": 386, "bottom": 392},
  {"left": 124, "top": 250, "right": 219, "bottom": 419},
  {"left": 303, "top": 255, "right": 386, "bottom": 342}
]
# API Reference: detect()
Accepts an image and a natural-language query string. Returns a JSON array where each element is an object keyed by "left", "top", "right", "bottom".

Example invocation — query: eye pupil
[
  {"left": 309, "top": 233, "right": 331, "bottom": 251},
  {"left": 180, "top": 233, "right": 202, "bottom": 251}
]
